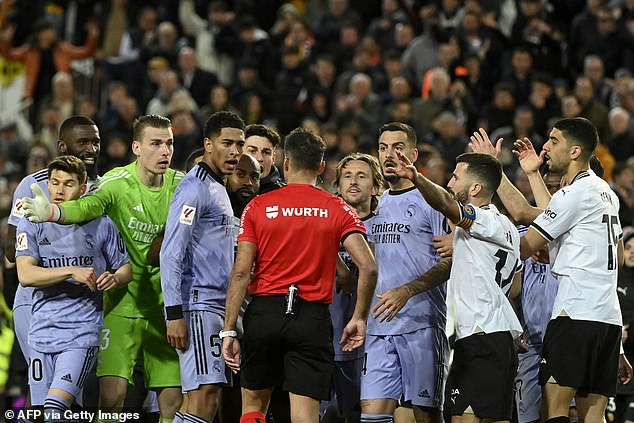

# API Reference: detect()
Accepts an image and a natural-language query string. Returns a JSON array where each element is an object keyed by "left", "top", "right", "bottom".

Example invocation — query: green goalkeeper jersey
[{"left": 61, "top": 162, "right": 184, "bottom": 318}]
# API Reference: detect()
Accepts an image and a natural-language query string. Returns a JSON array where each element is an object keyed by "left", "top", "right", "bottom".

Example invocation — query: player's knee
[
  {"left": 188, "top": 386, "right": 220, "bottom": 410},
  {"left": 99, "top": 387, "right": 126, "bottom": 409}
]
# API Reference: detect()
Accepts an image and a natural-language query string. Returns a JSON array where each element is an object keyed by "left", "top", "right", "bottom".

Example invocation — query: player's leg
[
  {"left": 44, "top": 347, "right": 98, "bottom": 423},
  {"left": 515, "top": 346, "right": 541, "bottom": 423},
  {"left": 178, "top": 311, "right": 228, "bottom": 422},
  {"left": 288, "top": 393, "right": 321, "bottom": 423},
  {"left": 142, "top": 315, "right": 182, "bottom": 420},
  {"left": 575, "top": 393, "right": 608, "bottom": 423},
  {"left": 360, "top": 335, "right": 400, "bottom": 422},
  {"left": 12, "top": 304, "right": 33, "bottom": 417},
  {"left": 333, "top": 358, "right": 362, "bottom": 423},
  {"left": 97, "top": 314, "right": 143, "bottom": 412},
  {"left": 395, "top": 329, "right": 449, "bottom": 423}
]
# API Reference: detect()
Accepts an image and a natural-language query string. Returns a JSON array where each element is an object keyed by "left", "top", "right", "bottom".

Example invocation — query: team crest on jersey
[
  {"left": 463, "top": 204, "right": 476, "bottom": 219},
  {"left": 266, "top": 205, "right": 279, "bottom": 219},
  {"left": 180, "top": 205, "right": 196, "bottom": 225},
  {"left": 16, "top": 233, "right": 28, "bottom": 251},
  {"left": 12, "top": 199, "right": 25, "bottom": 218},
  {"left": 85, "top": 234, "right": 95, "bottom": 249},
  {"left": 405, "top": 204, "right": 416, "bottom": 218}
]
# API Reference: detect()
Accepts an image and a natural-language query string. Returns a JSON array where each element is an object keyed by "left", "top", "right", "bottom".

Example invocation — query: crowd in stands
[{"left": 1, "top": 0, "right": 634, "bottom": 411}]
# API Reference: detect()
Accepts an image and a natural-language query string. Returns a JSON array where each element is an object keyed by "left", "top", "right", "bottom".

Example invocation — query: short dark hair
[
  {"left": 552, "top": 117, "right": 598, "bottom": 160},
  {"left": 185, "top": 147, "right": 205, "bottom": 172},
  {"left": 379, "top": 122, "right": 417, "bottom": 147},
  {"left": 48, "top": 155, "right": 87, "bottom": 184},
  {"left": 133, "top": 114, "right": 172, "bottom": 142},
  {"left": 59, "top": 115, "right": 97, "bottom": 141},
  {"left": 284, "top": 127, "right": 326, "bottom": 171},
  {"left": 456, "top": 152, "right": 503, "bottom": 197},
  {"left": 203, "top": 111, "right": 245, "bottom": 140},
  {"left": 246, "top": 124, "right": 281, "bottom": 147}
]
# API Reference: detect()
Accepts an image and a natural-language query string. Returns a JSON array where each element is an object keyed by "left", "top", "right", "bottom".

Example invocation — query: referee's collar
[{"left": 198, "top": 161, "right": 224, "bottom": 184}]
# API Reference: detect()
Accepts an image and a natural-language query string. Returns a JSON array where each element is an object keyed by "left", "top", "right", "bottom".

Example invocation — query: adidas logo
[
  {"left": 39, "top": 237, "right": 51, "bottom": 246},
  {"left": 418, "top": 389, "right": 430, "bottom": 398},
  {"left": 61, "top": 373, "right": 73, "bottom": 383},
  {"left": 133, "top": 204, "right": 144, "bottom": 212}
]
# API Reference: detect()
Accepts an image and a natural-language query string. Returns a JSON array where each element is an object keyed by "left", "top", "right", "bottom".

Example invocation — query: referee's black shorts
[
  {"left": 448, "top": 331, "right": 518, "bottom": 420},
  {"left": 240, "top": 295, "right": 334, "bottom": 400},
  {"left": 539, "top": 316, "right": 620, "bottom": 397}
]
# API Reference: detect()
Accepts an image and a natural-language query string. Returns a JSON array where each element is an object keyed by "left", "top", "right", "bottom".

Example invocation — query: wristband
[{"left": 219, "top": 330, "right": 238, "bottom": 339}]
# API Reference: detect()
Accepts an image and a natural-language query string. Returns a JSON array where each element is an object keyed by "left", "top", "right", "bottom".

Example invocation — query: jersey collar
[
  {"left": 198, "top": 162, "right": 224, "bottom": 184},
  {"left": 570, "top": 169, "right": 591, "bottom": 185}
]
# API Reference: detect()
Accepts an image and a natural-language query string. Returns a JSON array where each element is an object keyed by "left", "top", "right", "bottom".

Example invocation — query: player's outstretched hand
[
  {"left": 22, "top": 184, "right": 61, "bottom": 223},
  {"left": 394, "top": 150, "right": 417, "bottom": 180},
  {"left": 469, "top": 128, "right": 502, "bottom": 158},
  {"left": 222, "top": 337, "right": 241, "bottom": 373},
  {"left": 167, "top": 319, "right": 188, "bottom": 350},
  {"left": 340, "top": 317, "right": 366, "bottom": 352},
  {"left": 513, "top": 137, "right": 545, "bottom": 175},
  {"left": 71, "top": 267, "right": 97, "bottom": 291},
  {"left": 619, "top": 353, "right": 633, "bottom": 385},
  {"left": 372, "top": 287, "right": 410, "bottom": 322},
  {"left": 96, "top": 271, "right": 119, "bottom": 291}
]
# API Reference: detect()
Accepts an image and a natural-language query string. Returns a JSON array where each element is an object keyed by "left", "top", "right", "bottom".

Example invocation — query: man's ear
[
  {"left": 317, "top": 160, "right": 326, "bottom": 176},
  {"left": 58, "top": 140, "right": 67, "bottom": 154},
  {"left": 132, "top": 140, "right": 141, "bottom": 156}
]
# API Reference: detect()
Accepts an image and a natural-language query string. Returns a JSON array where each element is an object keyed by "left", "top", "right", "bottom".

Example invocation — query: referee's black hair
[
  {"left": 284, "top": 127, "right": 325, "bottom": 171},
  {"left": 59, "top": 115, "right": 97, "bottom": 143},
  {"left": 456, "top": 152, "right": 503, "bottom": 197},
  {"left": 552, "top": 117, "right": 598, "bottom": 160},
  {"left": 203, "top": 111, "right": 245, "bottom": 140}
]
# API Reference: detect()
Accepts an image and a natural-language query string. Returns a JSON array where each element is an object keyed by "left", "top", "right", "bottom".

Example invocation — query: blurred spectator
[
  {"left": 171, "top": 110, "right": 202, "bottom": 170},
  {"left": 99, "top": 132, "right": 132, "bottom": 174},
  {"left": 567, "top": 0, "right": 603, "bottom": 76},
  {"left": 388, "top": 99, "right": 414, "bottom": 126},
  {"left": 241, "top": 92, "right": 267, "bottom": 125},
  {"left": 230, "top": 60, "right": 273, "bottom": 115},
  {"left": 334, "top": 47, "right": 385, "bottom": 96},
  {"left": 528, "top": 73, "right": 560, "bottom": 137},
  {"left": 331, "top": 21, "right": 361, "bottom": 72},
  {"left": 0, "top": 120, "right": 28, "bottom": 173},
  {"left": 612, "top": 162, "right": 634, "bottom": 228},
  {"left": 334, "top": 73, "right": 384, "bottom": 146},
  {"left": 312, "top": 0, "right": 362, "bottom": 54},
  {"left": 0, "top": 19, "right": 98, "bottom": 115},
  {"left": 103, "top": 96, "right": 138, "bottom": 142},
  {"left": 585, "top": 7, "right": 625, "bottom": 77},
  {"left": 37, "top": 71, "right": 78, "bottom": 124},
  {"left": 24, "top": 144, "right": 52, "bottom": 175},
  {"left": 412, "top": 67, "right": 460, "bottom": 138},
  {"left": 32, "top": 104, "right": 61, "bottom": 153},
  {"left": 310, "top": 54, "right": 338, "bottom": 101},
  {"left": 462, "top": 53, "right": 493, "bottom": 110},
  {"left": 583, "top": 55, "right": 613, "bottom": 107},
  {"left": 606, "top": 107, "right": 634, "bottom": 162},
  {"left": 140, "top": 56, "right": 170, "bottom": 111},
  {"left": 146, "top": 69, "right": 184, "bottom": 116},
  {"left": 401, "top": 28, "right": 441, "bottom": 92},
  {"left": 179, "top": 0, "right": 238, "bottom": 86},
  {"left": 283, "top": 19, "right": 315, "bottom": 64},
  {"left": 199, "top": 84, "right": 238, "bottom": 123},
  {"left": 611, "top": 68, "right": 634, "bottom": 110},
  {"left": 306, "top": 88, "right": 332, "bottom": 123},
  {"left": 393, "top": 21, "right": 415, "bottom": 53},
  {"left": 235, "top": 15, "right": 277, "bottom": 88},
  {"left": 438, "top": 0, "right": 465, "bottom": 32},
  {"left": 270, "top": 3, "right": 303, "bottom": 46},
  {"left": 422, "top": 110, "right": 469, "bottom": 168},
  {"left": 177, "top": 47, "right": 218, "bottom": 109},
  {"left": 98, "top": 81, "right": 129, "bottom": 130},
  {"left": 77, "top": 96, "right": 100, "bottom": 128},
  {"left": 480, "top": 82, "right": 516, "bottom": 132},
  {"left": 575, "top": 75, "right": 609, "bottom": 140},
  {"left": 367, "top": 0, "right": 408, "bottom": 51},
  {"left": 274, "top": 44, "right": 311, "bottom": 135},
  {"left": 503, "top": 45, "right": 534, "bottom": 106},
  {"left": 142, "top": 21, "right": 183, "bottom": 68},
  {"left": 423, "top": 155, "right": 450, "bottom": 186},
  {"left": 167, "top": 90, "right": 198, "bottom": 117}
]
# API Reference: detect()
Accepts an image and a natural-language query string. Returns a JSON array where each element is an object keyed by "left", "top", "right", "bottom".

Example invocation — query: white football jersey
[
  {"left": 532, "top": 170, "right": 622, "bottom": 325},
  {"left": 449, "top": 203, "right": 523, "bottom": 340}
]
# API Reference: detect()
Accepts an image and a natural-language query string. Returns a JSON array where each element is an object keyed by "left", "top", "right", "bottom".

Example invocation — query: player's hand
[
  {"left": 222, "top": 337, "right": 241, "bottom": 373},
  {"left": 469, "top": 128, "right": 502, "bottom": 158},
  {"left": 340, "top": 317, "right": 366, "bottom": 352},
  {"left": 514, "top": 332, "right": 529, "bottom": 353},
  {"left": 167, "top": 319, "right": 188, "bottom": 350},
  {"left": 21, "top": 184, "right": 61, "bottom": 223},
  {"left": 532, "top": 246, "right": 550, "bottom": 264},
  {"left": 513, "top": 137, "right": 544, "bottom": 175},
  {"left": 619, "top": 353, "right": 633, "bottom": 384},
  {"left": 96, "top": 271, "right": 119, "bottom": 291},
  {"left": 623, "top": 324, "right": 630, "bottom": 344},
  {"left": 394, "top": 150, "right": 418, "bottom": 180},
  {"left": 336, "top": 267, "right": 356, "bottom": 294},
  {"left": 433, "top": 231, "right": 454, "bottom": 258},
  {"left": 372, "top": 287, "right": 410, "bottom": 322},
  {"left": 71, "top": 267, "right": 97, "bottom": 291}
]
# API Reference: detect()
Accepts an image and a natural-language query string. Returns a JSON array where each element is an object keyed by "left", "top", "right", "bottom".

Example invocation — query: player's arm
[
  {"left": 6, "top": 177, "right": 40, "bottom": 262},
  {"left": 96, "top": 221, "right": 132, "bottom": 291},
  {"left": 16, "top": 256, "right": 98, "bottom": 291},
  {"left": 97, "top": 263, "right": 132, "bottom": 292},
  {"left": 147, "top": 231, "right": 165, "bottom": 267},
  {"left": 506, "top": 265, "right": 523, "bottom": 300},
  {"left": 469, "top": 129, "right": 543, "bottom": 224},
  {"left": 5, "top": 224, "right": 17, "bottom": 263},
  {"left": 222, "top": 240, "right": 257, "bottom": 372},
  {"left": 394, "top": 150, "right": 461, "bottom": 223},
  {"left": 341, "top": 232, "right": 378, "bottom": 352},
  {"left": 335, "top": 254, "right": 356, "bottom": 294},
  {"left": 618, "top": 237, "right": 625, "bottom": 268},
  {"left": 520, "top": 227, "right": 549, "bottom": 260},
  {"left": 373, "top": 257, "right": 452, "bottom": 323}
]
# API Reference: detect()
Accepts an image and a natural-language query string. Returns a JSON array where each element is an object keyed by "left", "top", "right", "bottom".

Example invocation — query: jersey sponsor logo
[
  {"left": 133, "top": 203, "right": 144, "bottom": 212},
  {"left": 127, "top": 216, "right": 164, "bottom": 243},
  {"left": 371, "top": 221, "right": 411, "bottom": 244},
  {"left": 281, "top": 207, "right": 329, "bottom": 218},
  {"left": 543, "top": 208, "right": 557, "bottom": 219},
  {"left": 179, "top": 205, "right": 196, "bottom": 225},
  {"left": 16, "top": 233, "right": 28, "bottom": 251},
  {"left": 12, "top": 199, "right": 25, "bottom": 218},
  {"left": 38, "top": 237, "right": 51, "bottom": 246},
  {"left": 266, "top": 205, "right": 279, "bottom": 219},
  {"left": 61, "top": 373, "right": 73, "bottom": 383},
  {"left": 42, "top": 255, "right": 95, "bottom": 268}
]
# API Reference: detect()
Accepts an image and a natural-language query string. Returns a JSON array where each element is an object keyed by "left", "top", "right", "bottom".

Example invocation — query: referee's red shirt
[{"left": 238, "top": 184, "right": 366, "bottom": 303}]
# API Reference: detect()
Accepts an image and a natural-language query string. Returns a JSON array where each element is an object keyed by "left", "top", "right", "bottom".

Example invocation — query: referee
[{"left": 221, "top": 128, "right": 377, "bottom": 423}]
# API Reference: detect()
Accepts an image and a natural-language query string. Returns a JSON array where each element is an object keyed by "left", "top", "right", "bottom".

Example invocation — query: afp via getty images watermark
[{"left": 5, "top": 409, "right": 141, "bottom": 422}]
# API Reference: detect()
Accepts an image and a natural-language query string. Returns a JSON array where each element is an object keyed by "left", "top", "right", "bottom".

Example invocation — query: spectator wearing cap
[{"left": 177, "top": 46, "right": 219, "bottom": 109}]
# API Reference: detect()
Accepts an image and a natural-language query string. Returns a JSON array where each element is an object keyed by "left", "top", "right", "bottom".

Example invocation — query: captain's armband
[{"left": 455, "top": 203, "right": 476, "bottom": 230}]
